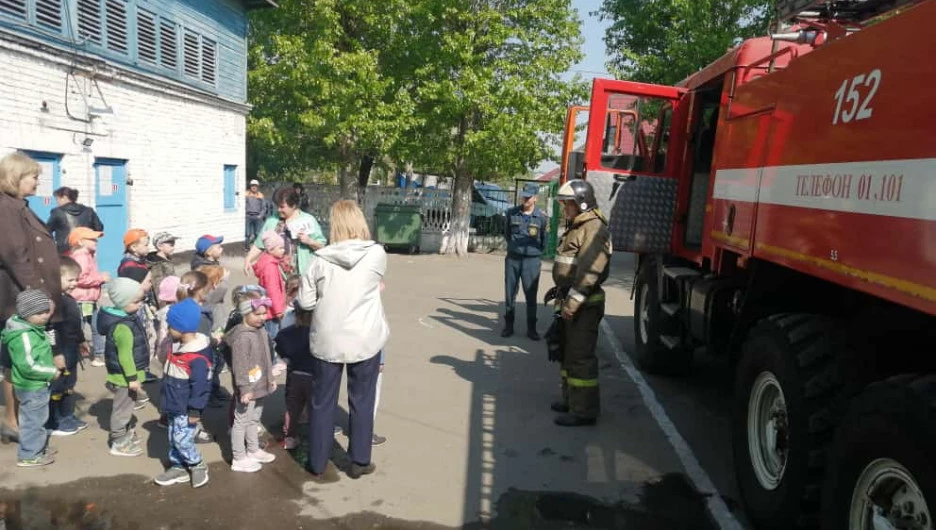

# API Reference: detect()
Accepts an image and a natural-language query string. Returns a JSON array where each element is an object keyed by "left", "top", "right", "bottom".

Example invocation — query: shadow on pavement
[{"left": 431, "top": 346, "right": 719, "bottom": 529}]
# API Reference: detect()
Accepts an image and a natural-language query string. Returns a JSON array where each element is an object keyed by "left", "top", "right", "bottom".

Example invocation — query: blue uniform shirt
[{"left": 505, "top": 206, "right": 548, "bottom": 258}]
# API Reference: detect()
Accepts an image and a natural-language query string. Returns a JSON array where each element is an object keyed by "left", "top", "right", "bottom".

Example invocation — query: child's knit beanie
[
  {"left": 167, "top": 298, "right": 201, "bottom": 333},
  {"left": 261, "top": 230, "right": 285, "bottom": 251},
  {"left": 107, "top": 278, "right": 142, "bottom": 309},
  {"left": 16, "top": 289, "right": 50, "bottom": 318}
]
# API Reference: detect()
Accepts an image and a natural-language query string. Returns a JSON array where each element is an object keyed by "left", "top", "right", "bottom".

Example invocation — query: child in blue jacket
[{"left": 154, "top": 298, "right": 212, "bottom": 488}]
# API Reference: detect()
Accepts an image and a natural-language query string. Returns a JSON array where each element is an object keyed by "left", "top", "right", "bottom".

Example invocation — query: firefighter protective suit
[{"left": 551, "top": 208, "right": 612, "bottom": 422}]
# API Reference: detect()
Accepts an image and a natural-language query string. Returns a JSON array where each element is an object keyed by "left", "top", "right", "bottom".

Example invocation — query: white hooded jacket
[{"left": 297, "top": 239, "right": 389, "bottom": 364}]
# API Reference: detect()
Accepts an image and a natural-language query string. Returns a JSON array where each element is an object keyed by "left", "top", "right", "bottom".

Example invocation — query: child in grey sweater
[{"left": 224, "top": 295, "right": 276, "bottom": 473}]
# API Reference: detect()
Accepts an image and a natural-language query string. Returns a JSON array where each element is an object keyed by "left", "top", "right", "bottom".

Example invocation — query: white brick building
[{"left": 0, "top": 0, "right": 272, "bottom": 272}]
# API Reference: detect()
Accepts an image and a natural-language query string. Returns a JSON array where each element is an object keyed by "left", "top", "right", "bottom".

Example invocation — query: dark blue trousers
[
  {"left": 307, "top": 353, "right": 380, "bottom": 474},
  {"left": 504, "top": 254, "right": 541, "bottom": 330}
]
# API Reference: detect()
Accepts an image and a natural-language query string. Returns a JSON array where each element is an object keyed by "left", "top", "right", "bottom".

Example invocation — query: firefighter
[
  {"left": 501, "top": 184, "right": 549, "bottom": 340},
  {"left": 547, "top": 178, "right": 611, "bottom": 426}
]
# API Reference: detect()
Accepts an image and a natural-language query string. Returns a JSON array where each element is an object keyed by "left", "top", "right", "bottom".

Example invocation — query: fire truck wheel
[
  {"left": 633, "top": 260, "right": 691, "bottom": 375},
  {"left": 820, "top": 375, "right": 936, "bottom": 530},
  {"left": 733, "top": 314, "right": 846, "bottom": 530}
]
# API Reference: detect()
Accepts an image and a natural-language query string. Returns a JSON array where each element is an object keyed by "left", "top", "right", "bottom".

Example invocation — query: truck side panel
[{"left": 711, "top": 0, "right": 936, "bottom": 315}]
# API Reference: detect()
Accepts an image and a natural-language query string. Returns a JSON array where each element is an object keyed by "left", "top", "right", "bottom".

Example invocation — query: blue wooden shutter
[
  {"left": 77, "top": 0, "right": 102, "bottom": 45},
  {"left": 223, "top": 165, "right": 236, "bottom": 211},
  {"left": 35, "top": 0, "right": 62, "bottom": 32},
  {"left": 137, "top": 9, "right": 158, "bottom": 65},
  {"left": 159, "top": 18, "right": 177, "bottom": 71},
  {"left": 201, "top": 37, "right": 216, "bottom": 86},
  {"left": 104, "top": 0, "right": 128, "bottom": 54},
  {"left": 0, "top": 0, "right": 27, "bottom": 20}
]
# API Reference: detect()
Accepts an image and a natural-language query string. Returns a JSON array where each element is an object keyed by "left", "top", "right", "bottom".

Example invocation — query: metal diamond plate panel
[{"left": 588, "top": 171, "right": 676, "bottom": 253}]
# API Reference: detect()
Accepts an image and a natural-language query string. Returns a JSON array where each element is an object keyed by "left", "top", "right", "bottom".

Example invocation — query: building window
[
  {"left": 77, "top": 0, "right": 101, "bottom": 45},
  {"left": 0, "top": 0, "right": 27, "bottom": 21},
  {"left": 35, "top": 0, "right": 61, "bottom": 31},
  {"left": 103, "top": 0, "right": 127, "bottom": 54}
]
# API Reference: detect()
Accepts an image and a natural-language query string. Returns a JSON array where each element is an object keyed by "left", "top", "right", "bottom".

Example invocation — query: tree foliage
[
  {"left": 597, "top": 0, "right": 771, "bottom": 86},
  {"left": 247, "top": 0, "right": 417, "bottom": 197},
  {"left": 401, "top": 0, "right": 587, "bottom": 255}
]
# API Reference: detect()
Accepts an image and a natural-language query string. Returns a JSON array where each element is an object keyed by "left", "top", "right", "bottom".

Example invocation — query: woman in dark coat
[
  {"left": 0, "top": 152, "right": 63, "bottom": 442},
  {"left": 47, "top": 186, "right": 104, "bottom": 253}
]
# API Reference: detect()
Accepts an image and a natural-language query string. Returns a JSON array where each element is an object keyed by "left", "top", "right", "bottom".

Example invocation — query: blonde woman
[
  {"left": 298, "top": 199, "right": 389, "bottom": 482},
  {"left": 0, "top": 152, "right": 63, "bottom": 443}
]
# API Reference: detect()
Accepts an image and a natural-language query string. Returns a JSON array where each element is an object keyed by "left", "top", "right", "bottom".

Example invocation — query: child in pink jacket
[
  {"left": 65, "top": 227, "right": 110, "bottom": 366},
  {"left": 252, "top": 231, "right": 287, "bottom": 342}
]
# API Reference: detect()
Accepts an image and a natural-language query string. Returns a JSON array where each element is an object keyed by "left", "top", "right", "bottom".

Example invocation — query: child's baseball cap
[
  {"left": 123, "top": 228, "right": 148, "bottom": 249},
  {"left": 167, "top": 298, "right": 201, "bottom": 333},
  {"left": 67, "top": 227, "right": 103, "bottom": 248},
  {"left": 152, "top": 232, "right": 179, "bottom": 248},
  {"left": 195, "top": 235, "right": 224, "bottom": 255}
]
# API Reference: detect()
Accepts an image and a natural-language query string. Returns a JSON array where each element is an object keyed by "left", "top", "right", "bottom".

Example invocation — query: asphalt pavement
[{"left": 0, "top": 250, "right": 750, "bottom": 529}]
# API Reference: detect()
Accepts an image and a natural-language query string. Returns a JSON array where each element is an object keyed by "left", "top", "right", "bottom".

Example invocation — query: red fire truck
[{"left": 562, "top": 1, "right": 936, "bottom": 528}]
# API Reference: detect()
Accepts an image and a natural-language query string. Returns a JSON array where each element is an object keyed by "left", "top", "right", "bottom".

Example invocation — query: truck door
[{"left": 581, "top": 78, "right": 688, "bottom": 254}]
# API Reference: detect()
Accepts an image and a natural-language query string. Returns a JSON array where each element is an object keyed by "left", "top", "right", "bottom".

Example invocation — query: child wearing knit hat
[
  {"left": 153, "top": 298, "right": 212, "bottom": 488},
  {"left": 119, "top": 259, "right": 158, "bottom": 387},
  {"left": 97, "top": 278, "right": 147, "bottom": 457},
  {"left": 252, "top": 231, "right": 287, "bottom": 341},
  {"left": 2, "top": 290, "right": 59, "bottom": 467}
]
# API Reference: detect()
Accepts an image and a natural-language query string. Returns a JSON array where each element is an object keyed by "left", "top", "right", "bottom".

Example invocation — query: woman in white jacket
[{"left": 298, "top": 200, "right": 389, "bottom": 481}]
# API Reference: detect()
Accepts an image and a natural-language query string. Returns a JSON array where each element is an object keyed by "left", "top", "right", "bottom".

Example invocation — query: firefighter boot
[{"left": 551, "top": 369, "right": 570, "bottom": 413}]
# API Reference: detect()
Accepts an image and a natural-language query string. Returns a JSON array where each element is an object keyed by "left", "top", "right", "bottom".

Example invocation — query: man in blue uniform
[{"left": 502, "top": 184, "right": 548, "bottom": 340}]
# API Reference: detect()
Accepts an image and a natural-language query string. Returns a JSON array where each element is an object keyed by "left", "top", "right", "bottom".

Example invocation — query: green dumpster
[{"left": 374, "top": 203, "right": 422, "bottom": 254}]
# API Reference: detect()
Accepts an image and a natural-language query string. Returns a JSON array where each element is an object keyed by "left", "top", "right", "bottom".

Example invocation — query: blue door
[
  {"left": 223, "top": 165, "right": 237, "bottom": 212},
  {"left": 94, "top": 159, "right": 128, "bottom": 275},
  {"left": 23, "top": 151, "right": 62, "bottom": 223}
]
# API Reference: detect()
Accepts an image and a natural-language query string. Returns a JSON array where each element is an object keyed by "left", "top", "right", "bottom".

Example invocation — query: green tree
[
  {"left": 597, "top": 0, "right": 770, "bottom": 86},
  {"left": 401, "top": 0, "right": 587, "bottom": 255},
  {"left": 247, "top": 0, "right": 418, "bottom": 200}
]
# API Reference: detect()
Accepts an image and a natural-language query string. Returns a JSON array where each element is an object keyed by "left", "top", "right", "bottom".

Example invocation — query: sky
[{"left": 535, "top": 0, "right": 613, "bottom": 175}]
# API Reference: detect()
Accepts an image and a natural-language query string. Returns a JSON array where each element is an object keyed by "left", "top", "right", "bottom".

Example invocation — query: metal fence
[{"left": 256, "top": 180, "right": 560, "bottom": 255}]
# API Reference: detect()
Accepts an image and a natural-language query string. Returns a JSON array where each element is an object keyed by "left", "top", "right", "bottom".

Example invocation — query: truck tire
[
  {"left": 820, "top": 375, "right": 936, "bottom": 530},
  {"left": 733, "top": 314, "right": 848, "bottom": 530},
  {"left": 633, "top": 260, "right": 691, "bottom": 375}
]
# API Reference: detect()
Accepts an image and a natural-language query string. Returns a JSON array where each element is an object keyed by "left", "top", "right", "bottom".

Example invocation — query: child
[
  {"left": 253, "top": 231, "right": 287, "bottom": 340},
  {"left": 218, "top": 285, "right": 267, "bottom": 429},
  {"left": 153, "top": 298, "right": 212, "bottom": 488},
  {"left": 176, "top": 271, "right": 219, "bottom": 444},
  {"left": 118, "top": 266, "right": 158, "bottom": 389},
  {"left": 224, "top": 294, "right": 277, "bottom": 472},
  {"left": 66, "top": 227, "right": 109, "bottom": 368},
  {"left": 119, "top": 228, "right": 150, "bottom": 276},
  {"left": 49, "top": 257, "right": 90, "bottom": 436},
  {"left": 97, "top": 278, "right": 147, "bottom": 457},
  {"left": 3, "top": 290, "right": 59, "bottom": 467},
  {"left": 146, "top": 232, "right": 178, "bottom": 302},
  {"left": 276, "top": 307, "right": 313, "bottom": 450},
  {"left": 191, "top": 235, "right": 224, "bottom": 270},
  {"left": 154, "top": 275, "right": 180, "bottom": 430},
  {"left": 279, "top": 275, "right": 302, "bottom": 330}
]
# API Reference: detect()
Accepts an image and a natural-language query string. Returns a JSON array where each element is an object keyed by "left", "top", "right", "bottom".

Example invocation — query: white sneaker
[
  {"left": 283, "top": 437, "right": 299, "bottom": 450},
  {"left": 90, "top": 358, "right": 105, "bottom": 367},
  {"left": 247, "top": 449, "right": 276, "bottom": 464},
  {"left": 231, "top": 457, "right": 262, "bottom": 473}
]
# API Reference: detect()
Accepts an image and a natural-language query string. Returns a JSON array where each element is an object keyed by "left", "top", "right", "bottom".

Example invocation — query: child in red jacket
[{"left": 252, "top": 231, "right": 287, "bottom": 341}]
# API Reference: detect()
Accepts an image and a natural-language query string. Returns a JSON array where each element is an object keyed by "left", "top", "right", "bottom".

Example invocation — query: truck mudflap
[{"left": 587, "top": 170, "right": 677, "bottom": 253}]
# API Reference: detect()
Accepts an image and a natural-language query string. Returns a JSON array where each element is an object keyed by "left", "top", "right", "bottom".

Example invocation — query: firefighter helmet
[{"left": 556, "top": 179, "right": 597, "bottom": 212}]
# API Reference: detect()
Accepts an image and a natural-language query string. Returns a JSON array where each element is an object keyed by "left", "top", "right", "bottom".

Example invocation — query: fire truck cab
[{"left": 564, "top": 1, "right": 936, "bottom": 528}]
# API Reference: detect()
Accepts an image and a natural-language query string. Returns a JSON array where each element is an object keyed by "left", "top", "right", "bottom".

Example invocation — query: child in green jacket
[
  {"left": 97, "top": 278, "right": 147, "bottom": 457},
  {"left": 2, "top": 290, "right": 60, "bottom": 467}
]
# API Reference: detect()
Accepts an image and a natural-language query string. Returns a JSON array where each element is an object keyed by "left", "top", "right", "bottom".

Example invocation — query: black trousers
[
  {"left": 307, "top": 353, "right": 380, "bottom": 474},
  {"left": 504, "top": 255, "right": 541, "bottom": 330}
]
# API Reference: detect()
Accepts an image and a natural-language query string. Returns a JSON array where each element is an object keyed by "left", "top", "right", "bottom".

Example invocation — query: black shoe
[
  {"left": 306, "top": 462, "right": 341, "bottom": 484},
  {"left": 372, "top": 434, "right": 387, "bottom": 446},
  {"left": 554, "top": 414, "right": 596, "bottom": 427},
  {"left": 500, "top": 327, "right": 514, "bottom": 338},
  {"left": 348, "top": 462, "right": 377, "bottom": 479},
  {"left": 550, "top": 401, "right": 569, "bottom": 413},
  {"left": 527, "top": 329, "right": 541, "bottom": 341},
  {"left": 143, "top": 371, "right": 158, "bottom": 384}
]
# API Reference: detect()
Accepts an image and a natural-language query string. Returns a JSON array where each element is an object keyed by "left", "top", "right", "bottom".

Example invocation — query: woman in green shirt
[{"left": 243, "top": 186, "right": 327, "bottom": 277}]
